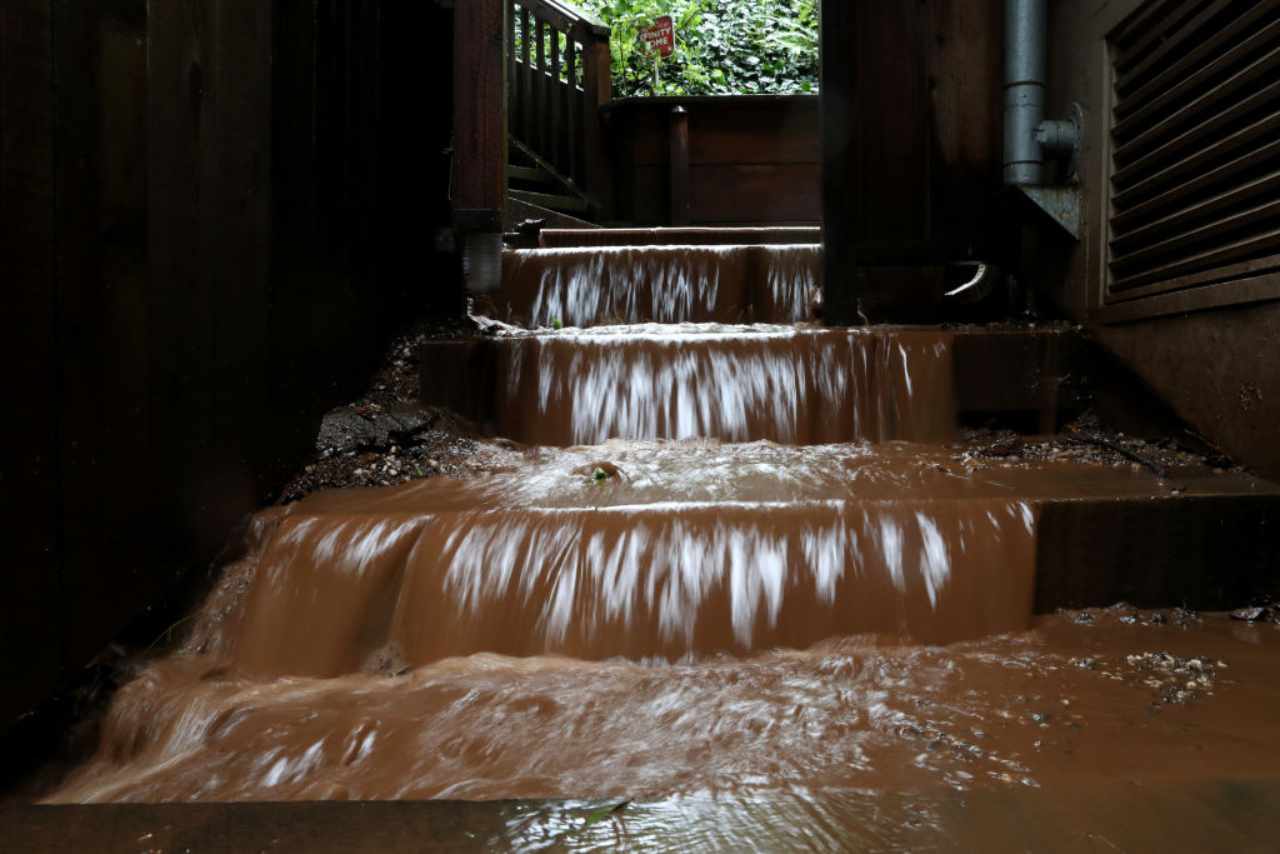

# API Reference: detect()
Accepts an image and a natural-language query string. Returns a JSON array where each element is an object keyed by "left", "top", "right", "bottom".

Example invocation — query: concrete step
[
  {"left": 538, "top": 226, "right": 822, "bottom": 247},
  {"left": 420, "top": 325, "right": 1086, "bottom": 446},
  {"left": 222, "top": 440, "right": 1280, "bottom": 666},
  {"left": 489, "top": 243, "right": 821, "bottom": 328}
]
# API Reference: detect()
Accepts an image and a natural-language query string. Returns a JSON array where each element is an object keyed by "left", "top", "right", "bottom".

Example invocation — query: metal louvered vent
[{"left": 1107, "top": 0, "right": 1280, "bottom": 306}]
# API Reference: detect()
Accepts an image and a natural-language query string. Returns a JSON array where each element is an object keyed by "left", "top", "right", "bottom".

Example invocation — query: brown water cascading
[
  {"left": 497, "top": 244, "right": 821, "bottom": 328},
  {"left": 185, "top": 491, "right": 1038, "bottom": 678},
  {"left": 495, "top": 327, "right": 956, "bottom": 446}
]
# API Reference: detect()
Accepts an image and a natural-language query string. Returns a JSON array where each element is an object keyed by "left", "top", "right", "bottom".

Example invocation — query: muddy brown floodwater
[
  {"left": 43, "top": 443, "right": 1280, "bottom": 848},
  {"left": 35, "top": 240, "right": 1280, "bottom": 850}
]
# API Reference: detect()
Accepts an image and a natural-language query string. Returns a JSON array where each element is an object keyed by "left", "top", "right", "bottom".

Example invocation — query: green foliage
[{"left": 575, "top": 0, "right": 818, "bottom": 97}]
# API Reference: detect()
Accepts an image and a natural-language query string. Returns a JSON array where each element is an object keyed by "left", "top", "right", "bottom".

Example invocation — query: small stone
[{"left": 1232, "top": 606, "right": 1267, "bottom": 622}]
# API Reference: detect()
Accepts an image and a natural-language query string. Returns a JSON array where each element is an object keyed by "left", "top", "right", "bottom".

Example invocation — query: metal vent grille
[{"left": 1107, "top": 0, "right": 1280, "bottom": 305}]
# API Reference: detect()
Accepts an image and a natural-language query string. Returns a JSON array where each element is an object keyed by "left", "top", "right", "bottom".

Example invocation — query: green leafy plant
[{"left": 575, "top": 0, "right": 818, "bottom": 97}]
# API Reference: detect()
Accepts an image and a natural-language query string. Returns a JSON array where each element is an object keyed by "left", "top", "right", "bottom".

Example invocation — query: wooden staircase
[{"left": 506, "top": 136, "right": 596, "bottom": 224}]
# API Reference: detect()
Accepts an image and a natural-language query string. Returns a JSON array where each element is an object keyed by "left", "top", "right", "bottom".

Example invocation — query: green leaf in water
[{"left": 582, "top": 800, "right": 631, "bottom": 827}]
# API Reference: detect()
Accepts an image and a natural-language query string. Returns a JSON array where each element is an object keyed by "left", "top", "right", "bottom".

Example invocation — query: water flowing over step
[
  {"left": 492, "top": 244, "right": 820, "bottom": 327},
  {"left": 179, "top": 442, "right": 1277, "bottom": 677},
  {"left": 44, "top": 442, "right": 1280, "bottom": 804},
  {"left": 496, "top": 326, "right": 951, "bottom": 445},
  {"left": 40, "top": 229, "right": 1280, "bottom": 816},
  {"left": 537, "top": 226, "right": 822, "bottom": 248},
  {"left": 421, "top": 326, "right": 1081, "bottom": 447}
]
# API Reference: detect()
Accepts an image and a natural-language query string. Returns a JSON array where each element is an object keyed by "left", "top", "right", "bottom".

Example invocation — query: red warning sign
[{"left": 640, "top": 16, "right": 675, "bottom": 58}]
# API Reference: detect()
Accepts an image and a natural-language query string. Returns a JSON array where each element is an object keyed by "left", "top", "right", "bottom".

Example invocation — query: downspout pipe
[{"left": 1004, "top": 0, "right": 1048, "bottom": 186}]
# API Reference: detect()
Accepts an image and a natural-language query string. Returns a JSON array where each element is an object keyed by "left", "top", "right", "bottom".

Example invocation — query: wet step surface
[
  {"left": 537, "top": 226, "right": 822, "bottom": 247},
  {"left": 421, "top": 324, "right": 1081, "bottom": 445},
  {"left": 30, "top": 229, "right": 1280, "bottom": 853},
  {"left": 136, "top": 440, "right": 1277, "bottom": 675},
  {"left": 492, "top": 245, "right": 820, "bottom": 327},
  {"left": 35, "top": 440, "right": 1280, "bottom": 810},
  {"left": 14, "top": 775, "right": 1280, "bottom": 851},
  {"left": 41, "top": 607, "right": 1280, "bottom": 821}
]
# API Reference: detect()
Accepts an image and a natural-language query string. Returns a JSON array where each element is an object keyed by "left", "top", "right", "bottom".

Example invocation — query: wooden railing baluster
[
  {"left": 550, "top": 31, "right": 562, "bottom": 173},
  {"left": 507, "top": 1, "right": 518, "bottom": 139},
  {"left": 520, "top": 6, "right": 532, "bottom": 147},
  {"left": 534, "top": 18, "right": 546, "bottom": 155},
  {"left": 567, "top": 41, "right": 579, "bottom": 184},
  {"left": 502, "top": 0, "right": 610, "bottom": 218}
]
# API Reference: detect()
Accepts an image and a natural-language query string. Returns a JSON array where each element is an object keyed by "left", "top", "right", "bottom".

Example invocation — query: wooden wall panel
[
  {"left": 822, "top": 0, "right": 1003, "bottom": 322},
  {"left": 1, "top": 0, "right": 451, "bottom": 734},
  {"left": 1, "top": 0, "right": 61, "bottom": 725},
  {"left": 690, "top": 164, "right": 821, "bottom": 225},
  {"left": 53, "top": 0, "right": 158, "bottom": 671},
  {"left": 609, "top": 96, "right": 821, "bottom": 227}
]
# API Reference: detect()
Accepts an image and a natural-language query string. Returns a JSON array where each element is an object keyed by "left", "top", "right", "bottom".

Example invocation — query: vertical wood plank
[
  {"left": 582, "top": 37, "right": 611, "bottom": 214},
  {"left": 146, "top": 0, "right": 217, "bottom": 567},
  {"left": 669, "top": 106, "right": 691, "bottom": 225},
  {"left": 822, "top": 1, "right": 935, "bottom": 322},
  {"left": 207, "top": 0, "right": 272, "bottom": 508},
  {"left": 521, "top": 7, "right": 532, "bottom": 145},
  {"left": 534, "top": 17, "right": 546, "bottom": 154},
  {"left": 927, "top": 0, "right": 1002, "bottom": 261},
  {"left": 857, "top": 2, "right": 931, "bottom": 249},
  {"left": 567, "top": 41, "right": 579, "bottom": 183},
  {"left": 550, "top": 28, "right": 561, "bottom": 171},
  {"left": 1, "top": 0, "right": 62, "bottom": 722},
  {"left": 507, "top": 0, "right": 517, "bottom": 139},
  {"left": 454, "top": 0, "right": 507, "bottom": 217},
  {"left": 53, "top": 0, "right": 164, "bottom": 667}
]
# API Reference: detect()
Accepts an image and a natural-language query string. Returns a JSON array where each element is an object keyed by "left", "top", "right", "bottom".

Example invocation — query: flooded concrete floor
[
  {"left": 32, "top": 441, "right": 1280, "bottom": 853},
  {"left": 26, "top": 607, "right": 1280, "bottom": 850},
  {"left": 16, "top": 241, "right": 1280, "bottom": 850}
]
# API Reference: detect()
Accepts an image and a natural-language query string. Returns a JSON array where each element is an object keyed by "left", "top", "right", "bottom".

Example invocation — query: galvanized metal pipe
[{"left": 1004, "top": 0, "right": 1048, "bottom": 185}]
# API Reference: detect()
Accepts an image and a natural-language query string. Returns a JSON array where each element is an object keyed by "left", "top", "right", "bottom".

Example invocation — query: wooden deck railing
[{"left": 506, "top": 0, "right": 612, "bottom": 213}]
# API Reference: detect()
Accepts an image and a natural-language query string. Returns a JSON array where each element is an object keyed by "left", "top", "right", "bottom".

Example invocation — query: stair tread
[
  {"left": 539, "top": 226, "right": 822, "bottom": 247},
  {"left": 509, "top": 188, "right": 590, "bottom": 213},
  {"left": 293, "top": 438, "right": 1278, "bottom": 518}
]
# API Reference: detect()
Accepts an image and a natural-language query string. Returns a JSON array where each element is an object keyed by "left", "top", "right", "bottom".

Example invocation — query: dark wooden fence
[
  {"left": 1, "top": 0, "right": 455, "bottom": 736},
  {"left": 506, "top": 0, "right": 612, "bottom": 212},
  {"left": 607, "top": 95, "right": 821, "bottom": 227}
]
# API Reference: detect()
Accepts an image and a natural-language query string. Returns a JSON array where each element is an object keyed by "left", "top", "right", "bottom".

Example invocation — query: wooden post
[
  {"left": 506, "top": 0, "right": 517, "bottom": 138},
  {"left": 454, "top": 0, "right": 507, "bottom": 292},
  {"left": 534, "top": 18, "right": 546, "bottom": 153},
  {"left": 550, "top": 29, "right": 562, "bottom": 172},
  {"left": 669, "top": 106, "right": 691, "bottom": 226},
  {"left": 582, "top": 35, "right": 612, "bottom": 218},
  {"left": 821, "top": 0, "right": 858, "bottom": 325},
  {"left": 822, "top": 2, "right": 935, "bottom": 324},
  {"left": 520, "top": 7, "right": 532, "bottom": 142},
  {"left": 567, "top": 42, "right": 579, "bottom": 184}
]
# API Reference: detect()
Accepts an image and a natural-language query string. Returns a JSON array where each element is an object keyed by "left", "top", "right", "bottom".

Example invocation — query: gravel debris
[{"left": 276, "top": 317, "right": 500, "bottom": 504}]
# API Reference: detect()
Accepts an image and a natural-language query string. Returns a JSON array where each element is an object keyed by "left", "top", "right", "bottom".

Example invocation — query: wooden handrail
[
  {"left": 521, "top": 0, "right": 610, "bottom": 40},
  {"left": 508, "top": 0, "right": 612, "bottom": 218}
]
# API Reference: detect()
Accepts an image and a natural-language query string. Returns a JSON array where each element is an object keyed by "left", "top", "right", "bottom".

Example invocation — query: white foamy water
[
  {"left": 500, "top": 245, "right": 821, "bottom": 327},
  {"left": 495, "top": 327, "right": 955, "bottom": 446}
]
